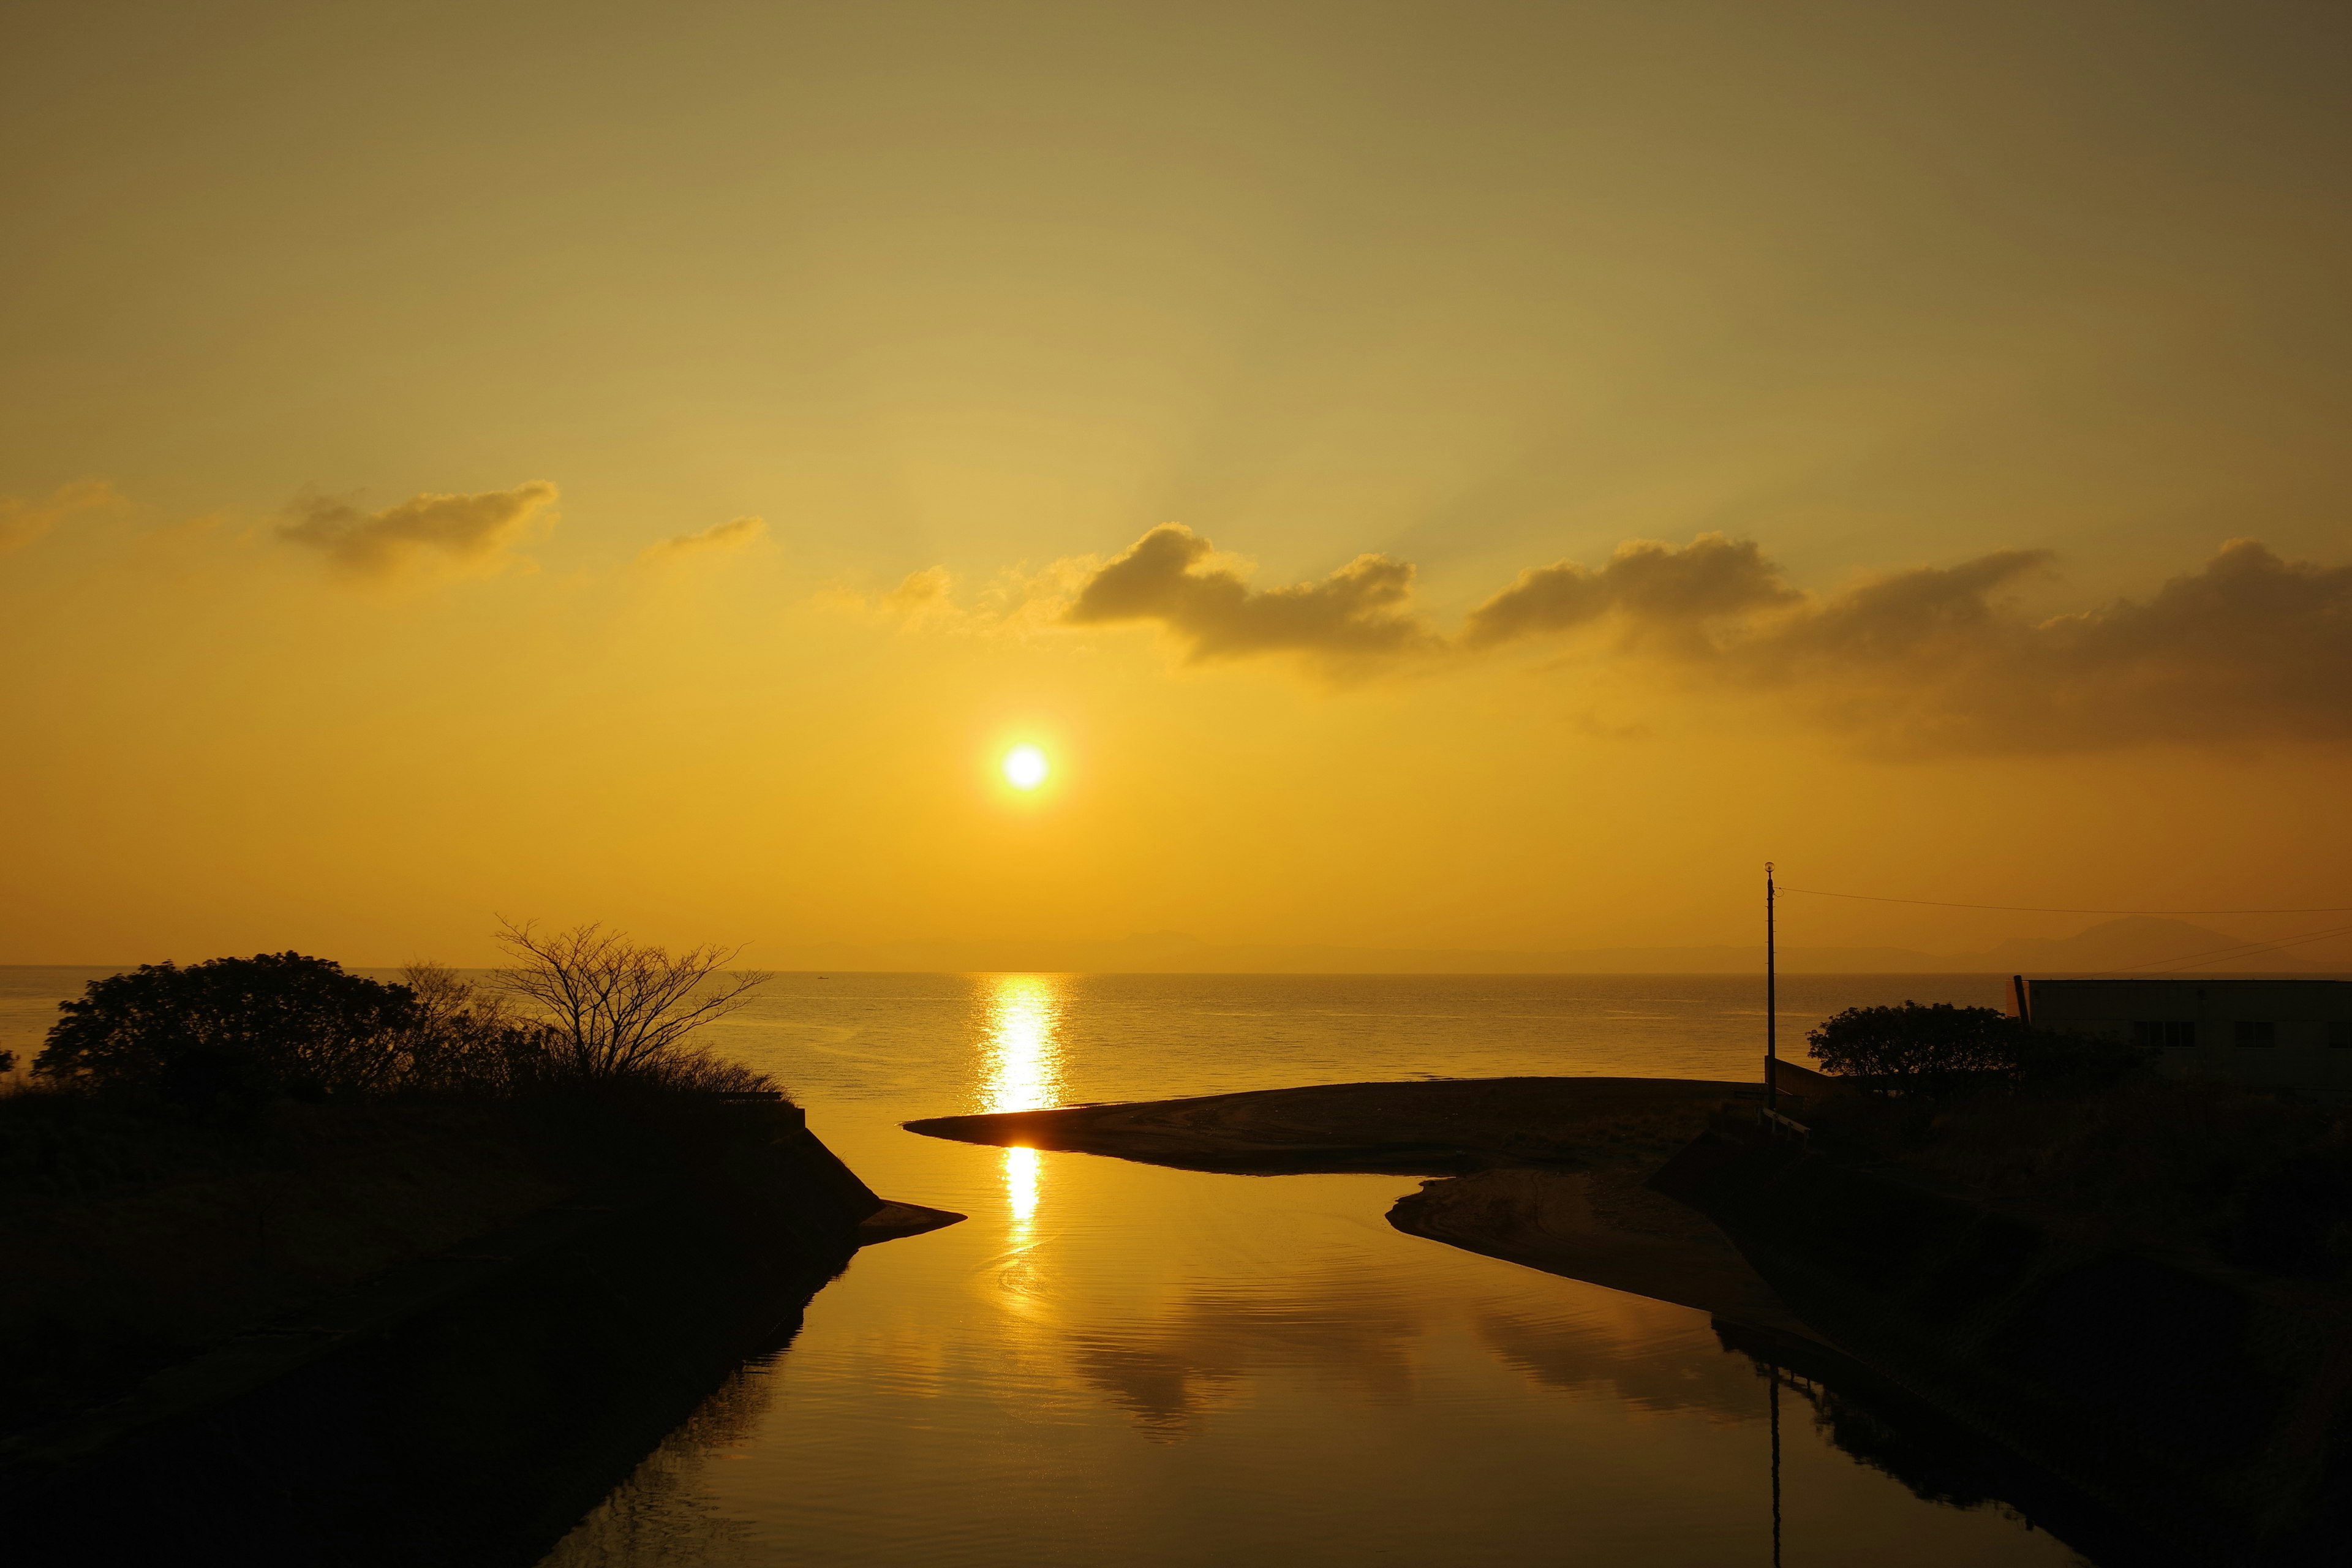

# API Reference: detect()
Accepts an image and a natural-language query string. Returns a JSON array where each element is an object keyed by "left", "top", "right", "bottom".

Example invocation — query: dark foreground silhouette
[{"left": 2, "top": 1096, "right": 957, "bottom": 1567}]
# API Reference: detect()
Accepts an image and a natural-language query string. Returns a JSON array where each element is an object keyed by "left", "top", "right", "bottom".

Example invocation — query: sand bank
[
  {"left": 905, "top": 1075, "right": 1736, "bottom": 1175},
  {"left": 907, "top": 1076, "right": 1812, "bottom": 1332}
]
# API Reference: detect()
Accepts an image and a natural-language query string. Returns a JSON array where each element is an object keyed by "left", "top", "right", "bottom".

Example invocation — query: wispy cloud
[
  {"left": 1746, "top": 540, "right": 2352, "bottom": 754},
  {"left": 277, "top": 481, "right": 558, "bottom": 579},
  {"left": 828, "top": 559, "right": 1096, "bottom": 637},
  {"left": 0, "top": 480, "right": 121, "bottom": 554},
  {"left": 636, "top": 513, "right": 766, "bottom": 566},
  {"left": 1463, "top": 533, "right": 1801, "bottom": 650},
  {"left": 910, "top": 521, "right": 2352, "bottom": 755},
  {"left": 1061, "top": 524, "right": 1439, "bottom": 676},
  {"left": 1471, "top": 535, "right": 2352, "bottom": 754}
]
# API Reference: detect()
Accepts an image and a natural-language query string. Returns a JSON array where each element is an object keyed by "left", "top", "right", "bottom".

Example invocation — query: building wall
[{"left": 2010, "top": 978, "right": 2352, "bottom": 1090}]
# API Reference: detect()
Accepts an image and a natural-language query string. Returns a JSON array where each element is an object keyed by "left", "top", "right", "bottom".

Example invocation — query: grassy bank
[
  {"left": 1800, "top": 1074, "right": 2352, "bottom": 1283},
  {"left": 0, "top": 1085, "right": 847, "bottom": 1437}
]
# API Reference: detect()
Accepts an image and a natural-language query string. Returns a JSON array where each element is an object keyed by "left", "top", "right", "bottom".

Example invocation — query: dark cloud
[
  {"left": 1752, "top": 540, "right": 2352, "bottom": 753},
  {"left": 279, "top": 481, "right": 558, "bottom": 577},
  {"left": 1063, "top": 524, "right": 1438, "bottom": 672},
  {"left": 1474, "top": 535, "right": 2352, "bottom": 754},
  {"left": 1043, "top": 520, "right": 2352, "bottom": 752},
  {"left": 1463, "top": 533, "right": 1799, "bottom": 649}
]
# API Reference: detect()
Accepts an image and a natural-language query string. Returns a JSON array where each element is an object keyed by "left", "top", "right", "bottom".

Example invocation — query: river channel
[{"left": 528, "top": 970, "right": 2081, "bottom": 1568}]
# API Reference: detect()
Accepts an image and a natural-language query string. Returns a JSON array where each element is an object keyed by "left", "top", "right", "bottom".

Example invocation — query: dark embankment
[
  {"left": 1655, "top": 1120, "right": 2352, "bottom": 1567},
  {"left": 1, "top": 1091, "right": 959, "bottom": 1566},
  {"left": 1387, "top": 1166, "right": 1815, "bottom": 1333},
  {"left": 1714, "top": 1321, "right": 2202, "bottom": 1568}
]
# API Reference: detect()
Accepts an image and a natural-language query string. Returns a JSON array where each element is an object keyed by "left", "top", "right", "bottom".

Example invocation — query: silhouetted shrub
[
  {"left": 28, "top": 938, "right": 783, "bottom": 1109},
  {"left": 398, "top": 962, "right": 562, "bottom": 1096},
  {"left": 1807, "top": 1002, "right": 2026, "bottom": 1091},
  {"left": 36, "top": 954, "right": 423, "bottom": 1104},
  {"left": 1809, "top": 1001, "right": 2153, "bottom": 1099}
]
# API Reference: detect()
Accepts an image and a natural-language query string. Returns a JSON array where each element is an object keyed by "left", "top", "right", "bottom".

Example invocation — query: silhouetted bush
[
  {"left": 1807, "top": 1002, "right": 2025, "bottom": 1091},
  {"left": 1806, "top": 1001, "right": 2149, "bottom": 1098},
  {"left": 27, "top": 941, "right": 782, "bottom": 1109},
  {"left": 36, "top": 954, "right": 424, "bottom": 1105},
  {"left": 398, "top": 962, "right": 562, "bottom": 1097}
]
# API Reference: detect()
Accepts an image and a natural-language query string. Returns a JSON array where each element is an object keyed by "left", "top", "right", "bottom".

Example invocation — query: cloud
[
  {"left": 636, "top": 514, "right": 766, "bottom": 566},
  {"left": 1063, "top": 524, "right": 1439, "bottom": 673},
  {"left": 863, "top": 518, "right": 2352, "bottom": 753},
  {"left": 1751, "top": 540, "right": 2352, "bottom": 753},
  {"left": 1463, "top": 533, "right": 1800, "bottom": 650},
  {"left": 817, "top": 566, "right": 971, "bottom": 630},
  {"left": 1063, "top": 1270, "right": 1423, "bottom": 1437},
  {"left": 0, "top": 480, "right": 121, "bottom": 553},
  {"left": 882, "top": 565, "right": 952, "bottom": 617},
  {"left": 277, "top": 481, "right": 558, "bottom": 578},
  {"left": 1473, "top": 535, "right": 2352, "bottom": 755}
]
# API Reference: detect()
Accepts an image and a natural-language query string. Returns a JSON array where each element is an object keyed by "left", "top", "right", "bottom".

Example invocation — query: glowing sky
[{"left": 4, "top": 1, "right": 2350, "bottom": 965}]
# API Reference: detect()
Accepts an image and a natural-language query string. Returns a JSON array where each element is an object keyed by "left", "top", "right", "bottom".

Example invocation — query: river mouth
[{"left": 536, "top": 971, "right": 2099, "bottom": 1568}]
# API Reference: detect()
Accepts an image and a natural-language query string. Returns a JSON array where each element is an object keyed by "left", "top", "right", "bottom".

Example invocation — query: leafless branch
[{"left": 489, "top": 919, "right": 771, "bottom": 1084}]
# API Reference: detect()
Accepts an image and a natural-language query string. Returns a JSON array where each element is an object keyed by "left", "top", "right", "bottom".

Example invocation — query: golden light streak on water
[
  {"left": 1003, "top": 1145, "right": 1039, "bottom": 1226},
  {"left": 979, "top": 973, "right": 1064, "bottom": 1115},
  {"left": 978, "top": 973, "right": 1064, "bottom": 1246}
]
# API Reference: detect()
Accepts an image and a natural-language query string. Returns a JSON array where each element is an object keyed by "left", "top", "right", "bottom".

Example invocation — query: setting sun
[{"left": 1001, "top": 744, "right": 1050, "bottom": 790}]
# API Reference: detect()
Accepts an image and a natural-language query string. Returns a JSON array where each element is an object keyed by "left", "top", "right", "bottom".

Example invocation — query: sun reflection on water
[
  {"left": 978, "top": 974, "right": 1065, "bottom": 1238},
  {"left": 1003, "top": 1145, "right": 1039, "bottom": 1224},
  {"left": 981, "top": 973, "right": 1064, "bottom": 1115}
]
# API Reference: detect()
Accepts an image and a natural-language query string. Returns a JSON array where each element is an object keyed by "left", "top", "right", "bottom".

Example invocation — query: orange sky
[{"left": 4, "top": 1, "right": 2350, "bottom": 968}]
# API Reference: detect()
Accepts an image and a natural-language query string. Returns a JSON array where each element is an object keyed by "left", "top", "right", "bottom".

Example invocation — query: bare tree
[
  {"left": 400, "top": 962, "right": 554, "bottom": 1095},
  {"left": 490, "top": 921, "right": 771, "bottom": 1084}
]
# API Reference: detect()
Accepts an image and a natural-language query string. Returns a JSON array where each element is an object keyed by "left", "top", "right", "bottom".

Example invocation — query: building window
[
  {"left": 2134, "top": 1021, "right": 2197, "bottom": 1048},
  {"left": 2235, "top": 1020, "right": 2277, "bottom": 1048},
  {"left": 2330, "top": 1021, "right": 2352, "bottom": 1050}
]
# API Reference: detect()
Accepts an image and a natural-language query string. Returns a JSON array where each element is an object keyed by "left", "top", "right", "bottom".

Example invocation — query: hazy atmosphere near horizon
[{"left": 6, "top": 0, "right": 2351, "bottom": 967}]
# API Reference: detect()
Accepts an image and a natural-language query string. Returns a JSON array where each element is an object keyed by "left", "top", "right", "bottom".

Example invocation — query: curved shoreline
[
  {"left": 906, "top": 1076, "right": 1816, "bottom": 1331},
  {"left": 906, "top": 1074, "right": 1741, "bottom": 1175},
  {"left": 911, "top": 1075, "right": 2341, "bottom": 1564}
]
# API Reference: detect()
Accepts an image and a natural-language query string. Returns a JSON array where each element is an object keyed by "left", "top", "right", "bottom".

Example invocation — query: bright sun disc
[{"left": 1002, "top": 744, "right": 1049, "bottom": 790}]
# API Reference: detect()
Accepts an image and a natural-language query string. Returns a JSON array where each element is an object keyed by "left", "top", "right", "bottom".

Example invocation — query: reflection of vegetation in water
[
  {"left": 1752, "top": 1358, "right": 2008, "bottom": 1514},
  {"left": 1717, "top": 1325, "right": 2177, "bottom": 1567},
  {"left": 540, "top": 1355, "right": 785, "bottom": 1568}
]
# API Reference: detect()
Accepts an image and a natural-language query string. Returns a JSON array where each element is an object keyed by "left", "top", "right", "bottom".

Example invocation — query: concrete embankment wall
[
  {"left": 1654, "top": 1129, "right": 2352, "bottom": 1567},
  {"left": 1, "top": 1099, "right": 884, "bottom": 1567}
]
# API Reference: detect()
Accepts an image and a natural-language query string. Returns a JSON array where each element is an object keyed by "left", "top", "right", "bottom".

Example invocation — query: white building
[{"left": 2007, "top": 976, "right": 2352, "bottom": 1091}]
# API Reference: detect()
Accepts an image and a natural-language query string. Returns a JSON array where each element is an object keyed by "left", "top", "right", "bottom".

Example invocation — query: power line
[
  {"left": 2092, "top": 919, "right": 2352, "bottom": 977},
  {"left": 1777, "top": 887, "right": 2352, "bottom": 917}
]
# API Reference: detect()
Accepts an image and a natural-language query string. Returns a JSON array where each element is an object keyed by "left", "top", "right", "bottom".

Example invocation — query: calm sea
[{"left": 3, "top": 968, "right": 2083, "bottom": 1566}]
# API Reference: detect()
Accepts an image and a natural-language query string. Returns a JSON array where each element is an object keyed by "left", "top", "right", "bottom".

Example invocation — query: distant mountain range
[{"left": 764, "top": 916, "right": 2348, "bottom": 976}]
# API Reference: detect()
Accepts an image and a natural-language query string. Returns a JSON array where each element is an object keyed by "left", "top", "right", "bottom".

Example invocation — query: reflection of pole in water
[{"left": 1768, "top": 1365, "right": 1782, "bottom": 1568}]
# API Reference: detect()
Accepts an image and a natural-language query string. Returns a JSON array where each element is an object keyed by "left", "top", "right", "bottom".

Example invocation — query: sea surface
[{"left": 4, "top": 968, "right": 2090, "bottom": 1566}]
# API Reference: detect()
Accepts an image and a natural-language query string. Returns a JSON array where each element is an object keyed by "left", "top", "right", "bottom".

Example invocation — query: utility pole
[{"left": 1765, "top": 861, "right": 1777, "bottom": 1113}]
